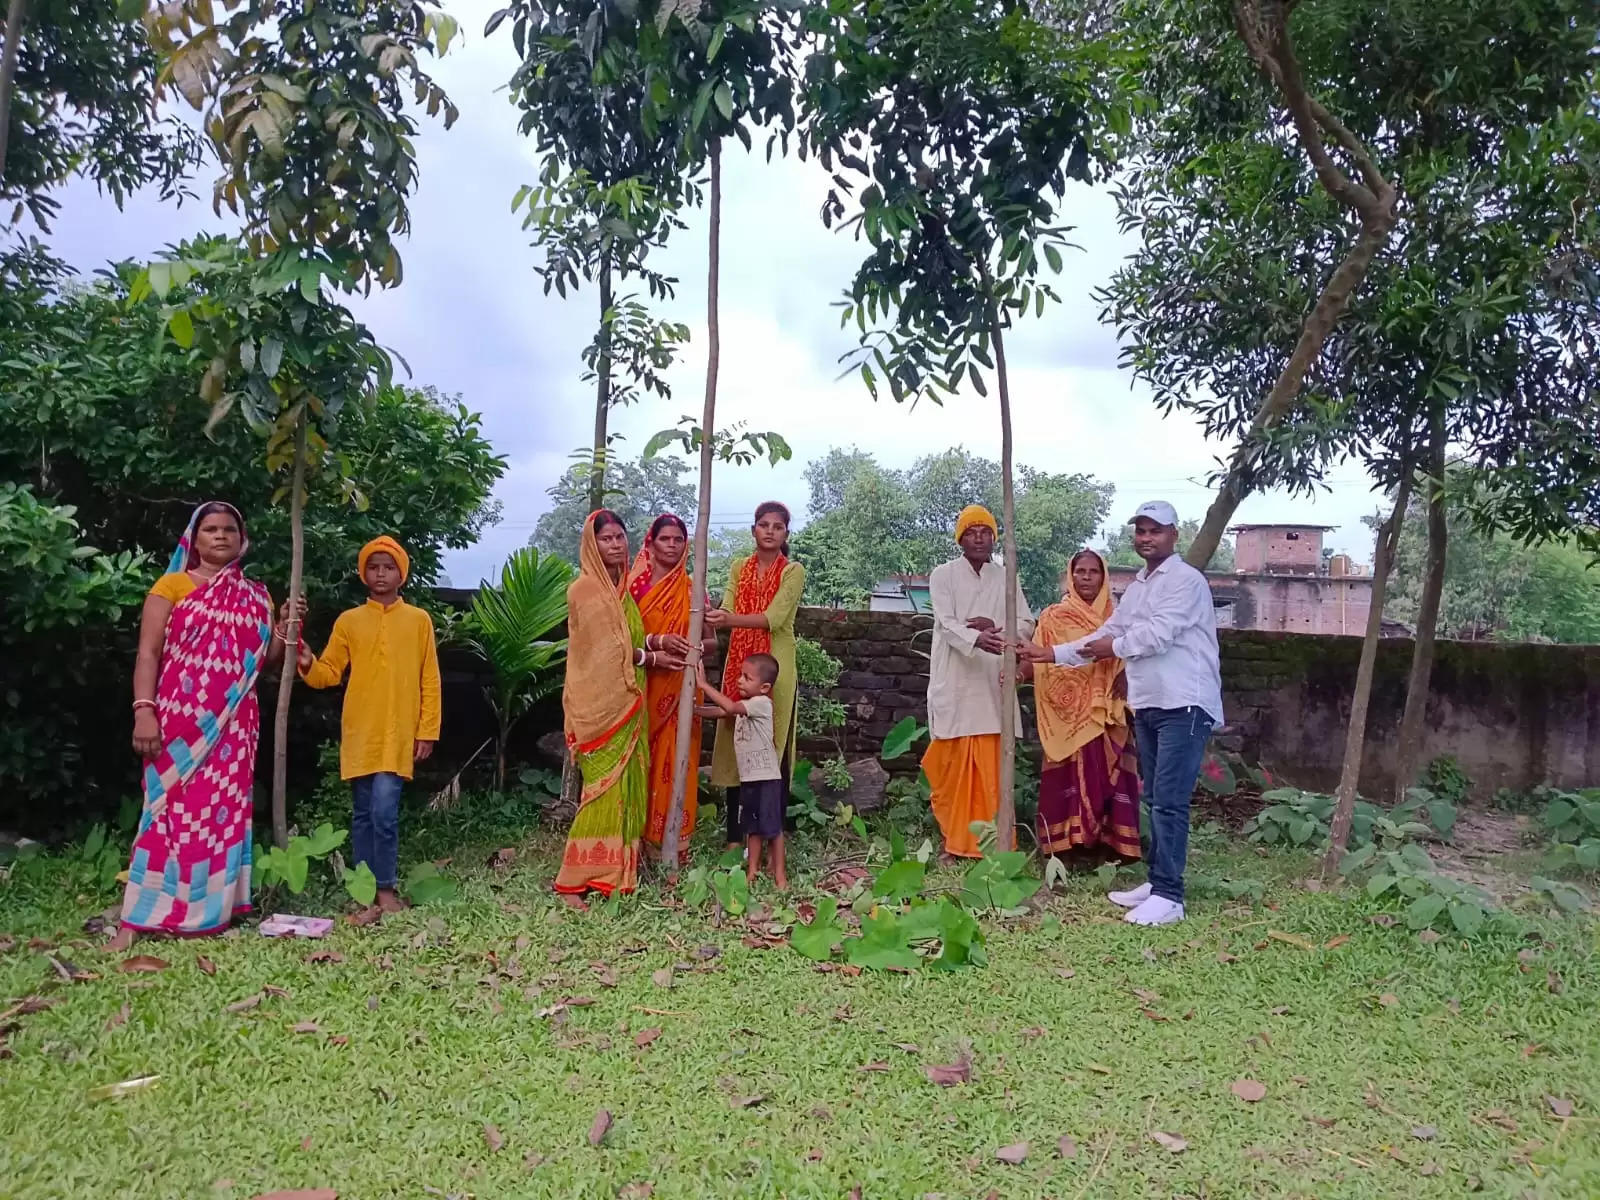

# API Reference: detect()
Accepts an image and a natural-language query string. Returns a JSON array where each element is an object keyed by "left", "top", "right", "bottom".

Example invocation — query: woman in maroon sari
[{"left": 1025, "top": 550, "right": 1141, "bottom": 860}]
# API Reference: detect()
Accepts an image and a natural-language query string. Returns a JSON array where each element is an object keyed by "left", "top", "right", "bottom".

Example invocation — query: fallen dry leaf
[
  {"left": 651, "top": 968, "right": 674, "bottom": 989},
  {"left": 119, "top": 954, "right": 170, "bottom": 974},
  {"left": 490, "top": 847, "right": 516, "bottom": 869},
  {"left": 248, "top": 1191, "right": 337, "bottom": 1200},
  {"left": 924, "top": 1053, "right": 972, "bottom": 1087},
  {"left": 1054, "top": 967, "right": 1075, "bottom": 980},
  {"left": 804, "top": 1147, "right": 824, "bottom": 1162},
  {"left": 893, "top": 1042, "right": 920, "bottom": 1054},
  {"left": 1324, "top": 935, "right": 1350, "bottom": 950},
  {"left": 1057, "top": 1134, "right": 1077, "bottom": 1158},
  {"left": 1141, "top": 947, "right": 1157, "bottom": 962},
  {"left": 563, "top": 995, "right": 598, "bottom": 1008},
  {"left": 1141, "top": 1008, "right": 1169, "bottom": 1023},
  {"left": 523, "top": 1152, "right": 545, "bottom": 1171},
  {"left": 1417, "top": 930, "right": 1442, "bottom": 945},
  {"left": 105, "top": 1002, "right": 131, "bottom": 1030},
  {"left": 484, "top": 1124, "right": 505, "bottom": 1153},
  {"left": 1419, "top": 1161, "right": 1440, "bottom": 1176},
  {"left": 633, "top": 1027, "right": 661, "bottom": 1049},
  {"left": 1369, "top": 913, "right": 1397, "bottom": 927},
  {"left": 1412, "top": 1125, "right": 1438, "bottom": 1141},
  {"left": 588, "top": 1109, "right": 613, "bottom": 1146},
  {"left": 290, "top": 1021, "right": 321, "bottom": 1035},
  {"left": 1267, "top": 930, "right": 1314, "bottom": 950},
  {"left": 731, "top": 1094, "right": 767, "bottom": 1109},
  {"left": 1270, "top": 1005, "right": 1291, "bottom": 1016},
  {"left": 1086, "top": 1063, "right": 1113, "bottom": 1075},
  {"left": 196, "top": 955, "right": 217, "bottom": 976},
  {"left": 346, "top": 906, "right": 382, "bottom": 927},
  {"left": 1378, "top": 993, "right": 1399, "bottom": 1008},
  {"left": 1309, "top": 1115, "right": 1337, "bottom": 1129},
  {"left": 618, "top": 1184, "right": 653, "bottom": 1199},
  {"left": 859, "top": 1061, "right": 891, "bottom": 1073},
  {"left": 1216, "top": 951, "right": 1239, "bottom": 964},
  {"left": 1151, "top": 1131, "right": 1187, "bottom": 1154},
  {"left": 995, "top": 1142, "right": 1028, "bottom": 1165},
  {"left": 263, "top": 985, "right": 291, "bottom": 998},
  {"left": 1547, "top": 1095, "right": 1574, "bottom": 1118},
  {"left": 1020, "top": 1026, "right": 1046, "bottom": 1040},
  {"left": 1231, "top": 1079, "right": 1267, "bottom": 1103},
  {"left": 327, "top": 1035, "right": 349, "bottom": 1047},
  {"left": 305, "top": 950, "right": 344, "bottom": 965},
  {"left": 225, "top": 993, "right": 263, "bottom": 1014},
  {"left": 1547, "top": 971, "right": 1564, "bottom": 995},
  {"left": 593, "top": 964, "right": 619, "bottom": 988}
]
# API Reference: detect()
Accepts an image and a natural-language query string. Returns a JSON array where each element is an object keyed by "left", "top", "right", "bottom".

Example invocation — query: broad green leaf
[
  {"left": 407, "top": 874, "right": 457, "bottom": 905},
  {"left": 873, "top": 859, "right": 926, "bottom": 902},
  {"left": 260, "top": 336, "right": 284, "bottom": 379},
  {"left": 1405, "top": 893, "right": 1447, "bottom": 930},
  {"left": 345, "top": 862, "right": 377, "bottom": 906},
  {"left": 790, "top": 897, "right": 844, "bottom": 961},
  {"left": 880, "top": 715, "right": 926, "bottom": 760},
  {"left": 713, "top": 82, "right": 734, "bottom": 122},
  {"left": 168, "top": 309, "right": 195, "bottom": 348},
  {"left": 304, "top": 822, "right": 346, "bottom": 856},
  {"left": 1543, "top": 799, "right": 1576, "bottom": 829},
  {"left": 1365, "top": 873, "right": 1397, "bottom": 898},
  {"left": 283, "top": 850, "right": 309, "bottom": 894},
  {"left": 1447, "top": 900, "right": 1483, "bottom": 936}
]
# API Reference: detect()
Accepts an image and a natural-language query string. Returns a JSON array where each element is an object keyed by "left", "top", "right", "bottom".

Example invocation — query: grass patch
[{"left": 2, "top": 809, "right": 1598, "bottom": 1198}]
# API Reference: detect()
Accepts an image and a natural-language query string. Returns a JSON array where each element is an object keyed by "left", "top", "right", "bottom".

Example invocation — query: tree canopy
[{"left": 530, "top": 451, "right": 696, "bottom": 567}]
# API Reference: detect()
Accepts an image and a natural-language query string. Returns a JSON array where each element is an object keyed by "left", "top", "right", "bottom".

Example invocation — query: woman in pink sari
[{"left": 109, "top": 502, "right": 295, "bottom": 950}]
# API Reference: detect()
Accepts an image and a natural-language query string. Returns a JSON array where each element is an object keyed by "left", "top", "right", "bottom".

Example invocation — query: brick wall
[
  {"left": 1235, "top": 527, "right": 1325, "bottom": 575},
  {"left": 793, "top": 608, "right": 1600, "bottom": 797}
]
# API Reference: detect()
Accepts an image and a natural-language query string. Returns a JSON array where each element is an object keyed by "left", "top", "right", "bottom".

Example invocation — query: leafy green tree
[
  {"left": 0, "top": 0, "right": 201, "bottom": 227},
  {"left": 806, "top": 0, "right": 1104, "bottom": 849},
  {"left": 495, "top": 0, "right": 696, "bottom": 511},
  {"left": 531, "top": 452, "right": 696, "bottom": 566},
  {"left": 464, "top": 547, "right": 574, "bottom": 792},
  {"left": 0, "top": 483, "right": 148, "bottom": 831},
  {"left": 139, "top": 0, "right": 460, "bottom": 845}
]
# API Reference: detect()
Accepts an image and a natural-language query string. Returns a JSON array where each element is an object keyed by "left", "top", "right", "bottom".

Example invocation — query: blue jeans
[
  {"left": 1132, "top": 706, "right": 1216, "bottom": 904},
  {"left": 351, "top": 772, "right": 403, "bottom": 889}
]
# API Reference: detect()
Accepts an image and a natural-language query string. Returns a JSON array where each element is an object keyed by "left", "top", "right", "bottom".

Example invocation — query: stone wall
[{"left": 793, "top": 608, "right": 1600, "bottom": 797}]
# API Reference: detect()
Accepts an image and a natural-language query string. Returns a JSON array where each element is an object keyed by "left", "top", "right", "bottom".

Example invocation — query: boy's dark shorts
[{"left": 741, "top": 778, "right": 785, "bottom": 839}]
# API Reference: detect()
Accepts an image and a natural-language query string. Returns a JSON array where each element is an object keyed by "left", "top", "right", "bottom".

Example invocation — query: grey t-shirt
[{"left": 733, "top": 695, "right": 780, "bottom": 783}]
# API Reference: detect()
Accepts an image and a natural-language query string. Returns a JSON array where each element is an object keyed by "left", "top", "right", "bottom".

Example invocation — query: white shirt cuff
[{"left": 1051, "top": 641, "right": 1089, "bottom": 667}]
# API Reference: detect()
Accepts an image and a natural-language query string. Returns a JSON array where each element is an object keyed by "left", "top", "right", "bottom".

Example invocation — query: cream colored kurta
[{"left": 925, "top": 557, "right": 1035, "bottom": 741}]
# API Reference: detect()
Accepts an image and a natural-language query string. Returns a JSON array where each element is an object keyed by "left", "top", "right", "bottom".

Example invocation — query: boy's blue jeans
[
  {"left": 351, "top": 772, "right": 403, "bottom": 889},
  {"left": 1132, "top": 706, "right": 1216, "bottom": 905}
]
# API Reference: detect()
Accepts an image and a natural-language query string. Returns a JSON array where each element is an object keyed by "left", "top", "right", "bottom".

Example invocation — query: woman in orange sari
[
  {"left": 628, "top": 514, "right": 714, "bottom": 859},
  {"left": 1027, "top": 549, "right": 1141, "bottom": 860}
]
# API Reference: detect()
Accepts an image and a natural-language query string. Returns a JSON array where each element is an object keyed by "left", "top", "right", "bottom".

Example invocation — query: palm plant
[{"left": 464, "top": 546, "right": 574, "bottom": 791}]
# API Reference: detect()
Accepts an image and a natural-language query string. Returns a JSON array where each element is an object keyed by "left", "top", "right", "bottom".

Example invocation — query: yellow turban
[
  {"left": 358, "top": 535, "right": 410, "bottom": 583},
  {"left": 954, "top": 505, "right": 997, "bottom": 543}
]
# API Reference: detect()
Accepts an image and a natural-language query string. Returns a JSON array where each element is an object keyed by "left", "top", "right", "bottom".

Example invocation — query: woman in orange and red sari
[
  {"left": 1026, "top": 549, "right": 1141, "bottom": 861},
  {"left": 628, "top": 513, "right": 715, "bottom": 859},
  {"left": 707, "top": 502, "right": 806, "bottom": 850},
  {"left": 555, "top": 511, "right": 687, "bottom": 904}
]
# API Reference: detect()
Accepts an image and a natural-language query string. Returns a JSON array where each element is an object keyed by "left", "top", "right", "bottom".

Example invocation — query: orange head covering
[
  {"left": 562, "top": 511, "right": 643, "bottom": 750},
  {"left": 1033, "top": 548, "right": 1126, "bottom": 762},
  {"left": 358, "top": 535, "right": 410, "bottom": 584},
  {"left": 954, "top": 505, "right": 997, "bottom": 542}
]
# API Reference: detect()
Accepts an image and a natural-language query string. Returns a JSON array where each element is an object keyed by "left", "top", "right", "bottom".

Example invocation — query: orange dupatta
[
  {"left": 562, "top": 513, "right": 643, "bottom": 760},
  {"left": 627, "top": 536, "right": 702, "bottom": 846},
  {"left": 1032, "top": 550, "right": 1128, "bottom": 763},
  {"left": 722, "top": 552, "right": 787, "bottom": 691}
]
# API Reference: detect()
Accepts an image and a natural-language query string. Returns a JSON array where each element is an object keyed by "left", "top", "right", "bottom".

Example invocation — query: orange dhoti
[{"left": 921, "top": 734, "right": 1001, "bottom": 859}]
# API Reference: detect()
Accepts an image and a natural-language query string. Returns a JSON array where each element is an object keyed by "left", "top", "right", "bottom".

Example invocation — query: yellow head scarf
[
  {"left": 358, "top": 535, "right": 410, "bottom": 584},
  {"left": 562, "top": 511, "right": 643, "bottom": 750},
  {"left": 954, "top": 505, "right": 997, "bottom": 543}
]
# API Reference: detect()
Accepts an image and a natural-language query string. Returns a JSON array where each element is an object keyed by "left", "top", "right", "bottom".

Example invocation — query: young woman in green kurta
[{"left": 706, "top": 501, "right": 806, "bottom": 849}]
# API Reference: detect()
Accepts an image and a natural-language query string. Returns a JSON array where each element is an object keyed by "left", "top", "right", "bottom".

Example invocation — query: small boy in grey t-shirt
[{"left": 697, "top": 653, "right": 786, "bottom": 890}]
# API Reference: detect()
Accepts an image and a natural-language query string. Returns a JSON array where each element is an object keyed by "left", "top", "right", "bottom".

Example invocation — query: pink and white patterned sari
[{"left": 119, "top": 506, "right": 272, "bottom": 936}]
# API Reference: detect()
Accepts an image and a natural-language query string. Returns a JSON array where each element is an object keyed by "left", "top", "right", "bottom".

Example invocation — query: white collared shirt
[
  {"left": 1052, "top": 555, "right": 1223, "bottom": 725},
  {"left": 927, "top": 556, "right": 1035, "bottom": 739}
]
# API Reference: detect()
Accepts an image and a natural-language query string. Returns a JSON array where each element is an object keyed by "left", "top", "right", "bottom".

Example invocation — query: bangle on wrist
[{"left": 132, "top": 699, "right": 157, "bottom": 713}]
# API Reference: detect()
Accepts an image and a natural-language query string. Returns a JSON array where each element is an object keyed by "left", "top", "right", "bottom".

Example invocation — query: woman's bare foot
[
  {"left": 774, "top": 873, "right": 789, "bottom": 893},
  {"left": 560, "top": 893, "right": 589, "bottom": 912},
  {"left": 105, "top": 925, "right": 136, "bottom": 953},
  {"left": 376, "top": 888, "right": 408, "bottom": 914}
]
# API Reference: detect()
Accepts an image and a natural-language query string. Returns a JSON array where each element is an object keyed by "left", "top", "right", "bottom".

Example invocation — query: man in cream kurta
[{"left": 921, "top": 505, "right": 1035, "bottom": 858}]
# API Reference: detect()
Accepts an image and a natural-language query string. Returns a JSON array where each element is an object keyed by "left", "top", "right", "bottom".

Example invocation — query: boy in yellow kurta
[{"left": 298, "top": 535, "right": 441, "bottom": 913}]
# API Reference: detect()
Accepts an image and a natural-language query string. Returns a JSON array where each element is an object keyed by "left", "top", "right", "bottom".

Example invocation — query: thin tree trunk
[
  {"left": 588, "top": 261, "right": 614, "bottom": 514},
  {"left": 992, "top": 309, "right": 1018, "bottom": 853},
  {"left": 1324, "top": 470, "right": 1414, "bottom": 872},
  {"left": 0, "top": 0, "right": 26, "bottom": 184},
  {"left": 661, "top": 137, "right": 721, "bottom": 878},
  {"left": 271, "top": 410, "right": 308, "bottom": 849},
  {"left": 1393, "top": 411, "right": 1448, "bottom": 803},
  {"left": 1184, "top": 212, "right": 1393, "bottom": 568}
]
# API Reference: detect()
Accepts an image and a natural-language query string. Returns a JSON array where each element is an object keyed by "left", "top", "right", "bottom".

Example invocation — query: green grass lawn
[{"left": 2, "top": 809, "right": 1597, "bottom": 1199}]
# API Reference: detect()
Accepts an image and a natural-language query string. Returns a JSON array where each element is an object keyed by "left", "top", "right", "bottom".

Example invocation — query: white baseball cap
[{"left": 1128, "top": 500, "right": 1179, "bottom": 527}]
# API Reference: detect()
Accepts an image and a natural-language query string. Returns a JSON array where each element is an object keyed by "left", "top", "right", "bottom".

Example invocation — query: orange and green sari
[
  {"left": 555, "top": 513, "right": 649, "bottom": 897},
  {"left": 628, "top": 533, "right": 702, "bottom": 850}
]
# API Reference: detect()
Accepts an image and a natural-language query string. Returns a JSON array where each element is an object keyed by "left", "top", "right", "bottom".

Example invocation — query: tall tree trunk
[
  {"left": 0, "top": 0, "right": 26, "bottom": 184},
  {"left": 661, "top": 137, "right": 721, "bottom": 878},
  {"left": 271, "top": 411, "right": 308, "bottom": 849},
  {"left": 1323, "top": 470, "right": 1414, "bottom": 873},
  {"left": 992, "top": 308, "right": 1018, "bottom": 853},
  {"left": 1392, "top": 410, "right": 1449, "bottom": 803},
  {"left": 1184, "top": 213, "right": 1393, "bottom": 569},
  {"left": 587, "top": 261, "right": 614, "bottom": 514}
]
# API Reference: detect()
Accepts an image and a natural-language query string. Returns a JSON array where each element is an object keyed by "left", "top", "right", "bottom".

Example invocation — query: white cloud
[{"left": 38, "top": 3, "right": 1384, "bottom": 584}]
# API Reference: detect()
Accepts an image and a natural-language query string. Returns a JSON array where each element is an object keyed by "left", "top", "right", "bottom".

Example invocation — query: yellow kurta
[{"left": 301, "top": 597, "right": 442, "bottom": 781}]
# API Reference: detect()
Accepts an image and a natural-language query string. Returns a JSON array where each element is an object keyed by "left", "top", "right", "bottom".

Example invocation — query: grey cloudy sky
[{"left": 46, "top": 0, "right": 1384, "bottom": 584}]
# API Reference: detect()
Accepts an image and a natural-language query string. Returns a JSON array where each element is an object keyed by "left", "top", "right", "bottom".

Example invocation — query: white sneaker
[
  {"left": 1107, "top": 882, "right": 1153, "bottom": 908},
  {"left": 1125, "top": 896, "right": 1185, "bottom": 926}
]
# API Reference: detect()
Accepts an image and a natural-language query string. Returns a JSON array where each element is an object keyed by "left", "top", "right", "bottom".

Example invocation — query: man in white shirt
[
  {"left": 1020, "top": 501, "right": 1222, "bottom": 926},
  {"left": 922, "top": 505, "right": 1035, "bottom": 860}
]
